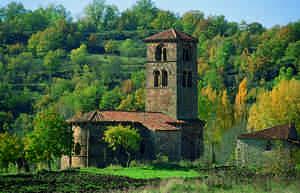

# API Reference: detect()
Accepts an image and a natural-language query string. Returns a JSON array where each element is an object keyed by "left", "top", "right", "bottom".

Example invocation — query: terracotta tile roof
[
  {"left": 144, "top": 28, "right": 198, "bottom": 43},
  {"left": 238, "top": 123, "right": 298, "bottom": 141},
  {"left": 67, "top": 111, "right": 186, "bottom": 131}
]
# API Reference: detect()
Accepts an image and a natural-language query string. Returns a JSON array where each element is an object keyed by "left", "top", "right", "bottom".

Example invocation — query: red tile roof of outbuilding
[
  {"left": 238, "top": 123, "right": 298, "bottom": 141},
  {"left": 144, "top": 28, "right": 198, "bottom": 43},
  {"left": 67, "top": 111, "right": 186, "bottom": 131}
]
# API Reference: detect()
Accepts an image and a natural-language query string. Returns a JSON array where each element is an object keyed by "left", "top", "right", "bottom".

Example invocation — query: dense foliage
[
  {"left": 0, "top": 0, "right": 299, "bottom": 169},
  {"left": 103, "top": 125, "right": 141, "bottom": 166}
]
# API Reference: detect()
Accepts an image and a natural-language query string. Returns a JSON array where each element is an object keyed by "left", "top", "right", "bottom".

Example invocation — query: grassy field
[
  {"left": 1, "top": 167, "right": 299, "bottom": 193},
  {"left": 80, "top": 165, "right": 201, "bottom": 179}
]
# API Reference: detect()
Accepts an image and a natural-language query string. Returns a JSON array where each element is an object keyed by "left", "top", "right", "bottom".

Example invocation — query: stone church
[{"left": 61, "top": 29, "right": 204, "bottom": 169}]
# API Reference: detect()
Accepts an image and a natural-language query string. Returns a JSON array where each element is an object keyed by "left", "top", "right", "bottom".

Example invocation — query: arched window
[
  {"left": 163, "top": 48, "right": 167, "bottom": 61},
  {"left": 155, "top": 45, "right": 162, "bottom": 61},
  {"left": 187, "top": 71, "right": 193, "bottom": 87},
  {"left": 182, "top": 71, "right": 187, "bottom": 87},
  {"left": 74, "top": 142, "right": 81, "bottom": 155},
  {"left": 153, "top": 70, "right": 160, "bottom": 88},
  {"left": 162, "top": 70, "right": 168, "bottom": 87}
]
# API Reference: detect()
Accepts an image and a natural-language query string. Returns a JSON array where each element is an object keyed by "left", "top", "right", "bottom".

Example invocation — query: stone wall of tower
[
  {"left": 145, "top": 42, "right": 178, "bottom": 119},
  {"left": 176, "top": 41, "right": 198, "bottom": 120},
  {"left": 145, "top": 41, "right": 198, "bottom": 120}
]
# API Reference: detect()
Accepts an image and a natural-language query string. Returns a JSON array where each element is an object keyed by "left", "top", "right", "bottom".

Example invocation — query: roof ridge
[{"left": 171, "top": 28, "right": 177, "bottom": 39}]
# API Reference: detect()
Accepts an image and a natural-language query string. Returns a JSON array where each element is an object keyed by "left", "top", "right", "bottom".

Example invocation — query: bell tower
[{"left": 144, "top": 29, "right": 198, "bottom": 120}]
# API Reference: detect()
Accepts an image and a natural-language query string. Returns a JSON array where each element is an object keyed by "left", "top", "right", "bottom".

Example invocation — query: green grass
[{"left": 80, "top": 166, "right": 201, "bottom": 179}]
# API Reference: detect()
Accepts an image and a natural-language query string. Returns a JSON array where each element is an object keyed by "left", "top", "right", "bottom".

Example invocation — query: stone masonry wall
[
  {"left": 176, "top": 41, "right": 198, "bottom": 120},
  {"left": 154, "top": 130, "right": 182, "bottom": 160},
  {"left": 145, "top": 42, "right": 178, "bottom": 119},
  {"left": 235, "top": 139, "right": 293, "bottom": 168}
]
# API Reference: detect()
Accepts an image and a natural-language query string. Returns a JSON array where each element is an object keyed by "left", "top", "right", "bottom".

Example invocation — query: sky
[{"left": 1, "top": 0, "right": 300, "bottom": 28}]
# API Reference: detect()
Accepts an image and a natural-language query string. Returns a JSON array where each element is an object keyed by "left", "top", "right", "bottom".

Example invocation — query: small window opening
[
  {"left": 155, "top": 45, "right": 162, "bottom": 61},
  {"left": 182, "top": 71, "right": 187, "bottom": 87},
  {"left": 187, "top": 71, "right": 193, "bottom": 87},
  {"left": 162, "top": 70, "right": 168, "bottom": 87},
  {"left": 163, "top": 48, "right": 167, "bottom": 61},
  {"left": 183, "top": 47, "right": 191, "bottom": 61},
  {"left": 265, "top": 141, "right": 272, "bottom": 151},
  {"left": 153, "top": 70, "right": 160, "bottom": 88}
]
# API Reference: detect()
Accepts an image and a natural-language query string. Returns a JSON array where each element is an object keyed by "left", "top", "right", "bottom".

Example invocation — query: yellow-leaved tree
[
  {"left": 199, "top": 85, "right": 233, "bottom": 164},
  {"left": 248, "top": 79, "right": 300, "bottom": 131},
  {"left": 234, "top": 78, "right": 248, "bottom": 124}
]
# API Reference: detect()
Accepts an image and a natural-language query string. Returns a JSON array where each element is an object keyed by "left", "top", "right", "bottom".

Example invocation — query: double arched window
[
  {"left": 155, "top": 45, "right": 167, "bottom": 61},
  {"left": 182, "top": 70, "right": 193, "bottom": 88},
  {"left": 153, "top": 69, "right": 168, "bottom": 88}
]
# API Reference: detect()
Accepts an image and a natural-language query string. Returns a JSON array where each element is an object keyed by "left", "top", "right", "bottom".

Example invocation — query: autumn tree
[
  {"left": 234, "top": 78, "right": 248, "bottom": 124},
  {"left": 248, "top": 79, "right": 300, "bottom": 131},
  {"left": 103, "top": 125, "right": 141, "bottom": 166},
  {"left": 118, "top": 88, "right": 145, "bottom": 111}
]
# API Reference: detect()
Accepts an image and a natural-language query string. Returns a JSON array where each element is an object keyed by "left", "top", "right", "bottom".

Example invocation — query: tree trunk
[
  {"left": 48, "top": 160, "right": 51, "bottom": 171},
  {"left": 212, "top": 143, "right": 216, "bottom": 165},
  {"left": 126, "top": 151, "right": 131, "bottom": 167},
  {"left": 68, "top": 155, "right": 72, "bottom": 169}
]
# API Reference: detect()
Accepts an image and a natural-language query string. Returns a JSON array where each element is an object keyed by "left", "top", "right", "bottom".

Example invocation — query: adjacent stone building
[
  {"left": 235, "top": 123, "right": 300, "bottom": 168},
  {"left": 61, "top": 29, "right": 204, "bottom": 169}
]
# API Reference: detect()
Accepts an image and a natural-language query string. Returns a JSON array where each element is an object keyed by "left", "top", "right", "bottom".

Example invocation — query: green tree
[
  {"left": 0, "top": 2, "right": 26, "bottom": 21},
  {"left": 70, "top": 44, "right": 88, "bottom": 65},
  {"left": 131, "top": 0, "right": 157, "bottom": 29},
  {"left": 0, "top": 132, "right": 23, "bottom": 171},
  {"left": 25, "top": 110, "right": 72, "bottom": 170},
  {"left": 84, "top": 0, "right": 106, "bottom": 30},
  {"left": 101, "top": 56, "right": 122, "bottom": 85},
  {"left": 99, "top": 87, "right": 123, "bottom": 110},
  {"left": 104, "top": 40, "right": 119, "bottom": 54},
  {"left": 181, "top": 10, "right": 204, "bottom": 34},
  {"left": 103, "top": 5, "right": 119, "bottom": 30},
  {"left": 43, "top": 49, "right": 66, "bottom": 78},
  {"left": 117, "top": 10, "right": 138, "bottom": 30},
  {"left": 27, "top": 19, "right": 71, "bottom": 56},
  {"left": 12, "top": 113, "right": 33, "bottom": 137},
  {"left": 103, "top": 125, "right": 141, "bottom": 166},
  {"left": 151, "top": 10, "right": 177, "bottom": 30}
]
